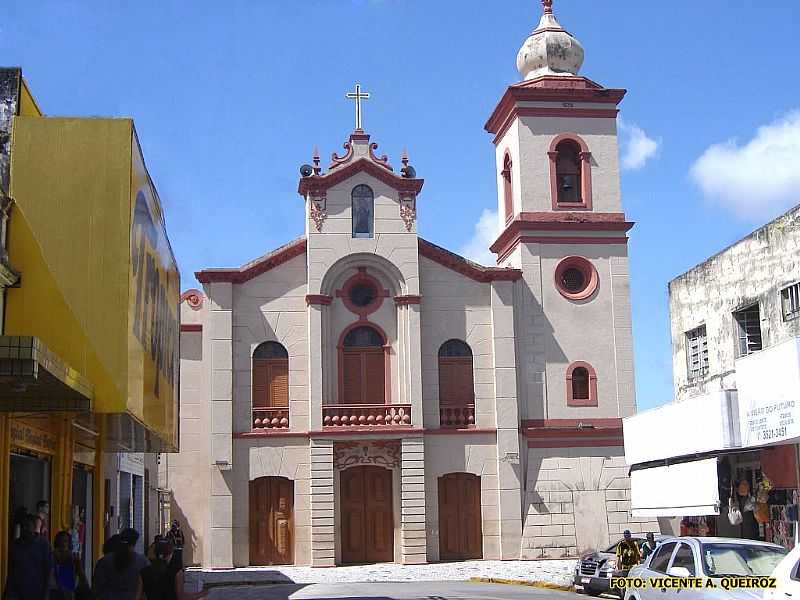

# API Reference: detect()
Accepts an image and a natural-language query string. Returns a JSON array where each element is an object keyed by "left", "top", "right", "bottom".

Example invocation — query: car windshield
[{"left": 701, "top": 543, "right": 786, "bottom": 577}]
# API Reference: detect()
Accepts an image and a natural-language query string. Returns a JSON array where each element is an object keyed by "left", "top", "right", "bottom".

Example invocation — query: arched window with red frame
[
  {"left": 438, "top": 340, "right": 476, "bottom": 428},
  {"left": 501, "top": 153, "right": 513, "bottom": 223},
  {"left": 566, "top": 361, "right": 598, "bottom": 407},
  {"left": 548, "top": 133, "right": 593, "bottom": 210}
]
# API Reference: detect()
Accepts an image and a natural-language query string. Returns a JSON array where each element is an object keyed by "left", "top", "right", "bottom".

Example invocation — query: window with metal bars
[
  {"left": 733, "top": 305, "right": 763, "bottom": 357},
  {"left": 781, "top": 283, "right": 800, "bottom": 321},
  {"left": 686, "top": 325, "right": 709, "bottom": 379}
]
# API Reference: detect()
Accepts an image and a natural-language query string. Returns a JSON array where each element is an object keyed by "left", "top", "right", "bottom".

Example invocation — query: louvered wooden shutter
[
  {"left": 268, "top": 360, "right": 289, "bottom": 407},
  {"left": 364, "top": 350, "right": 385, "bottom": 404},
  {"left": 439, "top": 357, "right": 473, "bottom": 406},
  {"left": 342, "top": 352, "right": 362, "bottom": 404},
  {"left": 253, "top": 359, "right": 270, "bottom": 408}
]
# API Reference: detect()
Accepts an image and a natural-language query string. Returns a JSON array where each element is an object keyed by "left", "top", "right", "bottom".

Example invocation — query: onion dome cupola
[{"left": 516, "top": 0, "right": 585, "bottom": 80}]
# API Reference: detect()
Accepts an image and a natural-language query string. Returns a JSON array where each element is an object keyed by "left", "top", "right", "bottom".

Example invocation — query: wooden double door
[
  {"left": 341, "top": 466, "right": 394, "bottom": 564},
  {"left": 249, "top": 477, "right": 293, "bottom": 566},
  {"left": 438, "top": 473, "right": 482, "bottom": 561}
]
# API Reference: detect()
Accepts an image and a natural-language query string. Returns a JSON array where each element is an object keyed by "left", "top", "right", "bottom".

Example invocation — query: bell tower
[{"left": 486, "top": 0, "right": 635, "bottom": 429}]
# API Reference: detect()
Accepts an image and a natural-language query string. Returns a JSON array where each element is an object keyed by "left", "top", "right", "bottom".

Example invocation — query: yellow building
[{"left": 0, "top": 68, "right": 179, "bottom": 582}]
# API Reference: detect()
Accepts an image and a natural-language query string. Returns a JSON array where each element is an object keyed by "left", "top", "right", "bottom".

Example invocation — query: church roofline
[
  {"left": 196, "top": 237, "right": 307, "bottom": 284},
  {"left": 418, "top": 238, "right": 522, "bottom": 283},
  {"left": 298, "top": 156, "right": 424, "bottom": 198},
  {"left": 194, "top": 235, "right": 522, "bottom": 286},
  {"left": 485, "top": 76, "right": 626, "bottom": 142}
]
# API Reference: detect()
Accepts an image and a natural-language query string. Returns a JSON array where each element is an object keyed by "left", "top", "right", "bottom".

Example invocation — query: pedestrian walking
[
  {"left": 135, "top": 539, "right": 207, "bottom": 600},
  {"left": 165, "top": 521, "right": 185, "bottom": 567},
  {"left": 640, "top": 532, "right": 657, "bottom": 561},
  {"left": 4, "top": 514, "right": 52, "bottom": 600},
  {"left": 36, "top": 501, "right": 50, "bottom": 542},
  {"left": 147, "top": 535, "right": 165, "bottom": 562},
  {"left": 616, "top": 529, "right": 642, "bottom": 573},
  {"left": 92, "top": 528, "right": 149, "bottom": 600}
]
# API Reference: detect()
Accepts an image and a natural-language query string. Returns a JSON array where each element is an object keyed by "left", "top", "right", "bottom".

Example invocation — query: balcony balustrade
[
  {"left": 322, "top": 404, "right": 412, "bottom": 427},
  {"left": 439, "top": 404, "right": 476, "bottom": 428},
  {"left": 252, "top": 407, "right": 290, "bottom": 430}
]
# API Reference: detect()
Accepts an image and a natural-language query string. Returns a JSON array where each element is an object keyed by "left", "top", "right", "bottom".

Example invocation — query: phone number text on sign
[{"left": 744, "top": 400, "right": 796, "bottom": 445}]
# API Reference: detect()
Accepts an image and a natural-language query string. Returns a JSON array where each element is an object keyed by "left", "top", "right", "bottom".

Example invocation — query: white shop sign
[
  {"left": 118, "top": 452, "right": 145, "bottom": 476},
  {"left": 736, "top": 337, "right": 800, "bottom": 448}
]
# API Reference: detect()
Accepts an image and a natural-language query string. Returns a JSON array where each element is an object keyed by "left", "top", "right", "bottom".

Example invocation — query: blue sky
[{"left": 3, "top": 0, "right": 800, "bottom": 411}]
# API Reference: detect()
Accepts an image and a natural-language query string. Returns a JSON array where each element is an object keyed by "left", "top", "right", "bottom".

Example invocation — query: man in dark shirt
[{"left": 4, "top": 514, "right": 52, "bottom": 600}]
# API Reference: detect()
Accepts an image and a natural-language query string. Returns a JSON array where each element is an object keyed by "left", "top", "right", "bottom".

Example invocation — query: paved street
[
  {"left": 187, "top": 559, "right": 578, "bottom": 589},
  {"left": 203, "top": 581, "right": 583, "bottom": 600}
]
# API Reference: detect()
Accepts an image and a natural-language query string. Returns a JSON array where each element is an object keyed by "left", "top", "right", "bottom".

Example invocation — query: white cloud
[
  {"left": 690, "top": 111, "right": 800, "bottom": 220},
  {"left": 458, "top": 209, "right": 499, "bottom": 267},
  {"left": 619, "top": 120, "right": 661, "bottom": 170}
]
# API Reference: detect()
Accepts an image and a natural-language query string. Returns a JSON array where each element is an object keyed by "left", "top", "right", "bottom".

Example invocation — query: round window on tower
[{"left": 554, "top": 256, "right": 598, "bottom": 301}]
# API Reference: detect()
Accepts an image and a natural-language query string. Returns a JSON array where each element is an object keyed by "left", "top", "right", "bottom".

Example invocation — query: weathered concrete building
[
  {"left": 170, "top": 1, "right": 658, "bottom": 568},
  {"left": 669, "top": 204, "right": 800, "bottom": 400},
  {"left": 624, "top": 204, "right": 800, "bottom": 547}
]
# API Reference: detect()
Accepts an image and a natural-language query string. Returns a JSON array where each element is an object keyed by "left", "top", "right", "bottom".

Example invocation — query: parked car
[
  {"left": 624, "top": 537, "right": 786, "bottom": 600},
  {"left": 575, "top": 535, "right": 667, "bottom": 597},
  {"left": 765, "top": 544, "right": 800, "bottom": 600}
]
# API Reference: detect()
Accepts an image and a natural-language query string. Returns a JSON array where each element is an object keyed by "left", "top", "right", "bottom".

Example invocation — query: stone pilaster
[
  {"left": 490, "top": 280, "right": 524, "bottom": 559},
  {"left": 206, "top": 281, "right": 233, "bottom": 567},
  {"left": 400, "top": 436, "right": 427, "bottom": 564},
  {"left": 310, "top": 439, "right": 335, "bottom": 567}
]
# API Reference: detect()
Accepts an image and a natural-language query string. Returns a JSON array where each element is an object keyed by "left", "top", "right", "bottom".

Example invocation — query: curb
[{"left": 470, "top": 577, "right": 574, "bottom": 591}]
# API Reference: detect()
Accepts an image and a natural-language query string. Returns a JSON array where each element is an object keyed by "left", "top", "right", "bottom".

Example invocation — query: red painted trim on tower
[
  {"left": 490, "top": 212, "right": 633, "bottom": 258},
  {"left": 485, "top": 75, "right": 627, "bottom": 141},
  {"left": 180, "top": 324, "right": 202, "bottom": 333}
]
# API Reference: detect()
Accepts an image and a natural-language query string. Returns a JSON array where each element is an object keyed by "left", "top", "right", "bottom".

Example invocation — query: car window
[
  {"left": 701, "top": 543, "right": 786, "bottom": 577},
  {"left": 670, "top": 543, "right": 696, "bottom": 576},
  {"left": 650, "top": 542, "right": 677, "bottom": 573},
  {"left": 791, "top": 558, "right": 800, "bottom": 582}
]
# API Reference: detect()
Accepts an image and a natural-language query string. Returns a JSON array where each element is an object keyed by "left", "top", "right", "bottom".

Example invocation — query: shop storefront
[
  {"left": 0, "top": 69, "right": 179, "bottom": 585},
  {"left": 624, "top": 379, "right": 800, "bottom": 550}
]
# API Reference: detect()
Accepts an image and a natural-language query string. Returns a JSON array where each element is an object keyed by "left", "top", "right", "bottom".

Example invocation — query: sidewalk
[{"left": 186, "top": 559, "right": 578, "bottom": 589}]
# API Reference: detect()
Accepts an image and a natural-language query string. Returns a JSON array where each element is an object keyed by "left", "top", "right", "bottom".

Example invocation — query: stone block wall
[{"left": 522, "top": 448, "right": 658, "bottom": 558}]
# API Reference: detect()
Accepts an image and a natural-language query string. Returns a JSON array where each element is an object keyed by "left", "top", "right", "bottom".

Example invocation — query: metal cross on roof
[{"left": 346, "top": 83, "right": 370, "bottom": 131}]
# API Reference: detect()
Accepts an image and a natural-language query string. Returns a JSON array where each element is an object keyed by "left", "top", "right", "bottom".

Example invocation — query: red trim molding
[
  {"left": 522, "top": 418, "right": 623, "bottom": 448},
  {"left": 336, "top": 269, "right": 389, "bottom": 318},
  {"left": 566, "top": 361, "right": 598, "bottom": 407},
  {"left": 180, "top": 324, "right": 202, "bottom": 333},
  {"left": 485, "top": 76, "right": 626, "bottom": 144},
  {"left": 554, "top": 256, "right": 599, "bottom": 301},
  {"left": 394, "top": 295, "right": 422, "bottom": 306},
  {"left": 180, "top": 289, "right": 204, "bottom": 311},
  {"left": 490, "top": 212, "right": 633, "bottom": 258},
  {"left": 418, "top": 238, "right": 522, "bottom": 283},
  {"left": 306, "top": 294, "right": 333, "bottom": 306},
  {"left": 234, "top": 430, "right": 310, "bottom": 439},
  {"left": 299, "top": 157, "right": 424, "bottom": 197},
  {"left": 309, "top": 426, "right": 424, "bottom": 437},
  {"left": 197, "top": 238, "right": 307, "bottom": 284},
  {"left": 425, "top": 427, "right": 496, "bottom": 436}
]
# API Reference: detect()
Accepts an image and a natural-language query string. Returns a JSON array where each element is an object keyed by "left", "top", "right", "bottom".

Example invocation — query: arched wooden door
[
  {"left": 341, "top": 466, "right": 393, "bottom": 564},
  {"left": 438, "top": 473, "right": 482, "bottom": 561},
  {"left": 249, "top": 476, "right": 293, "bottom": 566}
]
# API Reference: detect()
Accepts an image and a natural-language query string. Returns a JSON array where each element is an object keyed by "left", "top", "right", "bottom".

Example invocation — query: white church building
[{"left": 170, "top": 0, "right": 657, "bottom": 568}]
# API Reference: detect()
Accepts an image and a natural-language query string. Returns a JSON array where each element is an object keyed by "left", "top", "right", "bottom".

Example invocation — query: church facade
[{"left": 170, "top": 0, "right": 657, "bottom": 568}]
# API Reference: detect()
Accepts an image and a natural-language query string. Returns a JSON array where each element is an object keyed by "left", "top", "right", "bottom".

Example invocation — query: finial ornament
[
  {"left": 542, "top": 0, "right": 553, "bottom": 14},
  {"left": 345, "top": 83, "right": 371, "bottom": 131}
]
